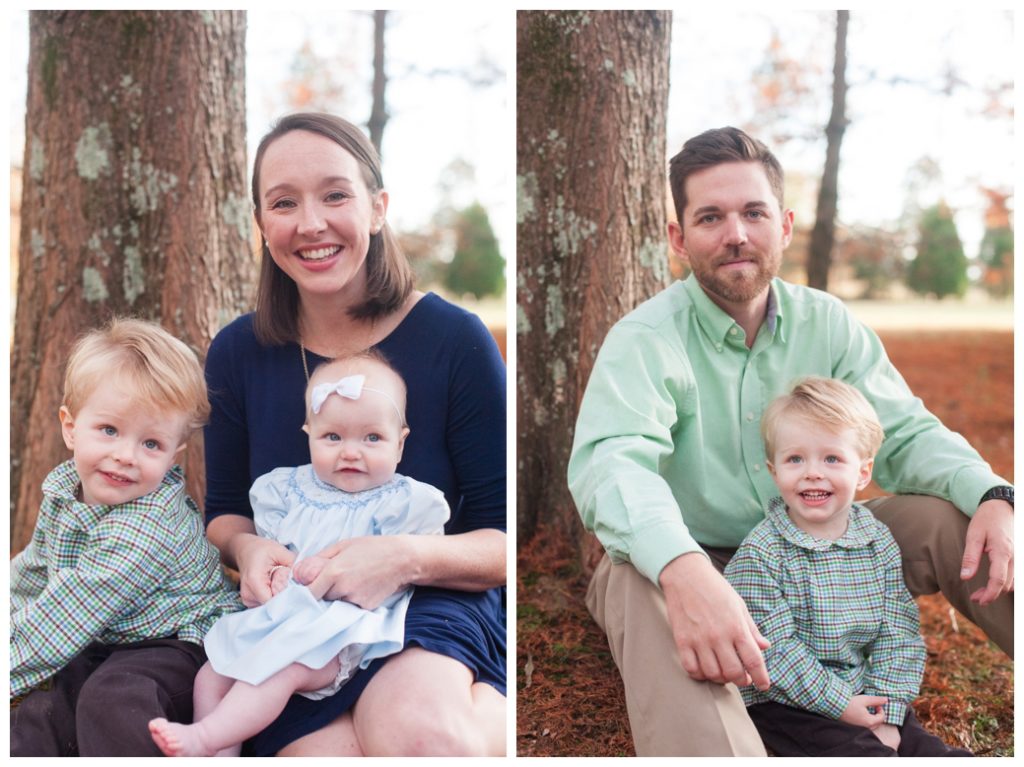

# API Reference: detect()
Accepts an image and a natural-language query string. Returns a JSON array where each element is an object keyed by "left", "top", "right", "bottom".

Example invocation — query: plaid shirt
[
  {"left": 724, "top": 498, "right": 925, "bottom": 724},
  {"left": 10, "top": 460, "right": 243, "bottom": 697}
]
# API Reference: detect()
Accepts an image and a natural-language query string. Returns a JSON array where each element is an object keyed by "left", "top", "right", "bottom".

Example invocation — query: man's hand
[
  {"left": 962, "top": 500, "right": 1014, "bottom": 605},
  {"left": 838, "top": 694, "right": 887, "bottom": 729},
  {"left": 659, "top": 552, "right": 770, "bottom": 690}
]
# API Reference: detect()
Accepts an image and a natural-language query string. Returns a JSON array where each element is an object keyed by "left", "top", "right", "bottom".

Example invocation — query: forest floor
[{"left": 517, "top": 329, "right": 1014, "bottom": 757}]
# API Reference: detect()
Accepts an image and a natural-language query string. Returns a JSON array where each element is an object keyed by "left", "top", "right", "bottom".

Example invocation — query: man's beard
[{"left": 690, "top": 247, "right": 780, "bottom": 304}]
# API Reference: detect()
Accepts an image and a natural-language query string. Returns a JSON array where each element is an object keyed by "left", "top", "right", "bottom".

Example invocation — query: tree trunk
[
  {"left": 516, "top": 11, "right": 672, "bottom": 550},
  {"left": 368, "top": 10, "right": 388, "bottom": 154},
  {"left": 806, "top": 10, "right": 849, "bottom": 291},
  {"left": 11, "top": 10, "right": 255, "bottom": 553}
]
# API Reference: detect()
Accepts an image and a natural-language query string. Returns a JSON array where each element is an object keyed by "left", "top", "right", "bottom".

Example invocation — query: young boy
[
  {"left": 724, "top": 376, "right": 972, "bottom": 757},
  {"left": 10, "top": 318, "right": 243, "bottom": 757}
]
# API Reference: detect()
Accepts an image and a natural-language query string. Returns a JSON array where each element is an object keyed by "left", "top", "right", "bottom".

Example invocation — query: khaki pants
[{"left": 585, "top": 495, "right": 1013, "bottom": 756}]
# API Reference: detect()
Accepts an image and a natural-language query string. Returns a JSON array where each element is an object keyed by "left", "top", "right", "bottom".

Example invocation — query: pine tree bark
[
  {"left": 11, "top": 10, "right": 254, "bottom": 553},
  {"left": 807, "top": 10, "right": 849, "bottom": 291},
  {"left": 517, "top": 11, "right": 672, "bottom": 548}
]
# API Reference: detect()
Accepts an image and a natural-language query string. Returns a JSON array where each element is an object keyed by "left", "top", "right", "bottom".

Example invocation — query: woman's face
[{"left": 256, "top": 130, "right": 388, "bottom": 305}]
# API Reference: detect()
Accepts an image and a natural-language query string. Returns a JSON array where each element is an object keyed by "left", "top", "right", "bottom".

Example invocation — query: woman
[{"left": 203, "top": 113, "right": 506, "bottom": 756}]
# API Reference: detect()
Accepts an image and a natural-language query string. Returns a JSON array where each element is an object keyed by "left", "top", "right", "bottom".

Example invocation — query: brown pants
[
  {"left": 585, "top": 494, "right": 1013, "bottom": 756},
  {"left": 10, "top": 638, "right": 207, "bottom": 757}
]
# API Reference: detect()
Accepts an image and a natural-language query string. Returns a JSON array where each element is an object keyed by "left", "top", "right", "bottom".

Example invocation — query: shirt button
[
  {"left": 729, "top": 327, "right": 738, "bottom": 336},
  {"left": 746, "top": 412, "right": 755, "bottom": 422},
  {"left": 716, "top": 344, "right": 723, "bottom": 352},
  {"left": 753, "top": 463, "right": 762, "bottom": 472}
]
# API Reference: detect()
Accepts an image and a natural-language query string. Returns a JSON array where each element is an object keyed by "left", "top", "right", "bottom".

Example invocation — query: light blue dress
[{"left": 202, "top": 466, "right": 449, "bottom": 699}]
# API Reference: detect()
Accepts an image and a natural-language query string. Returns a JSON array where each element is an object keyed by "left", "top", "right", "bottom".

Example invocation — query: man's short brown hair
[{"left": 668, "top": 127, "right": 785, "bottom": 225}]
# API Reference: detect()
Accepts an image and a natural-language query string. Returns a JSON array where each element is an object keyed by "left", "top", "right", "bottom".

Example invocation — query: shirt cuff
[
  {"left": 886, "top": 698, "right": 910, "bottom": 725},
  {"left": 951, "top": 466, "right": 1011, "bottom": 517},
  {"left": 813, "top": 676, "right": 857, "bottom": 720},
  {"left": 631, "top": 523, "right": 706, "bottom": 585}
]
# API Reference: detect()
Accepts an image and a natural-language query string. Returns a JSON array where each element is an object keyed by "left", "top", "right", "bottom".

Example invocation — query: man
[{"left": 567, "top": 127, "right": 1013, "bottom": 757}]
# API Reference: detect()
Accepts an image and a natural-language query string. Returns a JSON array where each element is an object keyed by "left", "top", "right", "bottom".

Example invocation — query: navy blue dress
[{"left": 203, "top": 293, "right": 506, "bottom": 755}]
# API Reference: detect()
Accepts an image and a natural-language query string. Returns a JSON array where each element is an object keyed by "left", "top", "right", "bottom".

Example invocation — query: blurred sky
[
  {"left": 669, "top": 8, "right": 1015, "bottom": 257},
  {"left": 6, "top": 8, "right": 1016, "bottom": 265},
  {"left": 7, "top": 9, "right": 512, "bottom": 260}
]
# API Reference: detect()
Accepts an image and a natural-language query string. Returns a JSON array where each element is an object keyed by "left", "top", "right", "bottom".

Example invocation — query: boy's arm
[
  {"left": 862, "top": 533, "right": 927, "bottom": 725},
  {"left": 10, "top": 513, "right": 171, "bottom": 697},
  {"left": 10, "top": 527, "right": 51, "bottom": 610},
  {"left": 725, "top": 541, "right": 856, "bottom": 719}
]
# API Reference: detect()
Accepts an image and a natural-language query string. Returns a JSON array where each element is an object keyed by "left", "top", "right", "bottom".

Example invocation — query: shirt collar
[
  {"left": 765, "top": 495, "right": 879, "bottom": 550},
  {"left": 42, "top": 460, "right": 186, "bottom": 524},
  {"left": 683, "top": 275, "right": 783, "bottom": 345}
]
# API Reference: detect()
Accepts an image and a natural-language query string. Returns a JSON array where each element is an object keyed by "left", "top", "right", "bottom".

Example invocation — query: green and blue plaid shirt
[
  {"left": 10, "top": 460, "right": 243, "bottom": 697},
  {"left": 724, "top": 497, "right": 925, "bottom": 725}
]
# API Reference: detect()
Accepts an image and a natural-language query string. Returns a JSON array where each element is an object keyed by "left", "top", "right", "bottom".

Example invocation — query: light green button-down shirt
[{"left": 568, "top": 275, "right": 1006, "bottom": 586}]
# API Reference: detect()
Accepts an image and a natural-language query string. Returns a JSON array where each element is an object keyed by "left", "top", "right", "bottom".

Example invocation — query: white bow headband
[{"left": 309, "top": 374, "right": 404, "bottom": 422}]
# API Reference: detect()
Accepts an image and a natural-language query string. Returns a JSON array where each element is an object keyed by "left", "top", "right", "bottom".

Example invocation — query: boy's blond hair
[
  {"left": 762, "top": 376, "right": 884, "bottom": 459},
  {"left": 63, "top": 318, "right": 210, "bottom": 434}
]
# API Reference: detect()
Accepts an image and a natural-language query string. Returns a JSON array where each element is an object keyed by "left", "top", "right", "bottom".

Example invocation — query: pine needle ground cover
[{"left": 517, "top": 330, "right": 1013, "bottom": 756}]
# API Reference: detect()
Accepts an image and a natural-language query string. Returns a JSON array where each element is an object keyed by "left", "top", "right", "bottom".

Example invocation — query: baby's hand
[
  {"left": 293, "top": 556, "right": 331, "bottom": 585},
  {"left": 872, "top": 722, "right": 901, "bottom": 751},
  {"left": 269, "top": 565, "right": 292, "bottom": 596},
  {"left": 839, "top": 694, "right": 888, "bottom": 729}
]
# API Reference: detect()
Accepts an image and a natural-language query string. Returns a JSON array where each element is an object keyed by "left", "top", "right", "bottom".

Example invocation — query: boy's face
[
  {"left": 767, "top": 416, "right": 874, "bottom": 540},
  {"left": 304, "top": 364, "right": 409, "bottom": 494},
  {"left": 59, "top": 383, "right": 189, "bottom": 506}
]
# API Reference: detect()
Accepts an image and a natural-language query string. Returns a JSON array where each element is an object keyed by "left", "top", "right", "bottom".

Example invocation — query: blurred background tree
[
  {"left": 907, "top": 203, "right": 969, "bottom": 299},
  {"left": 444, "top": 202, "right": 505, "bottom": 300},
  {"left": 977, "top": 188, "right": 1013, "bottom": 298}
]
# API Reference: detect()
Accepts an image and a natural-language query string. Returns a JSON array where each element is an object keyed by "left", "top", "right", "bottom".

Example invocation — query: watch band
[{"left": 980, "top": 485, "right": 1014, "bottom": 508}]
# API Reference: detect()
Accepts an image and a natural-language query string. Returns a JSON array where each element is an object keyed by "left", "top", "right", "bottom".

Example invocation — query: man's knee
[{"left": 865, "top": 494, "right": 969, "bottom": 595}]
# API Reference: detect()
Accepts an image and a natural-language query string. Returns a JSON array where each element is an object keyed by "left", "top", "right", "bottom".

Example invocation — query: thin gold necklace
[
  {"left": 300, "top": 343, "right": 311, "bottom": 382},
  {"left": 299, "top": 321, "right": 377, "bottom": 382}
]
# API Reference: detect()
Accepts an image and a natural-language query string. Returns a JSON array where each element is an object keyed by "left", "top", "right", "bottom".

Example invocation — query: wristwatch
[{"left": 980, "top": 485, "right": 1014, "bottom": 508}]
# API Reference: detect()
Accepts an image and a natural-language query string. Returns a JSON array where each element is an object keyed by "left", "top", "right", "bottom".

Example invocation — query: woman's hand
[
  {"left": 269, "top": 565, "right": 292, "bottom": 596},
  {"left": 293, "top": 555, "right": 330, "bottom": 586},
  {"left": 297, "top": 536, "right": 416, "bottom": 610},
  {"left": 234, "top": 533, "right": 296, "bottom": 607}
]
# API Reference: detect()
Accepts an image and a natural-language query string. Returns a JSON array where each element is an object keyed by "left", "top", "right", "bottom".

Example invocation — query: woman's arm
[{"left": 301, "top": 528, "right": 505, "bottom": 608}]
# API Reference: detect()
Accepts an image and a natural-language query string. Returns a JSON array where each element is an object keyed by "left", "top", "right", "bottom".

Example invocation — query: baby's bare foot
[{"left": 148, "top": 717, "right": 215, "bottom": 758}]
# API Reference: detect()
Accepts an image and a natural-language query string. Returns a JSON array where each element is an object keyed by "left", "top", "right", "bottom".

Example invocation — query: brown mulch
[{"left": 517, "top": 329, "right": 1014, "bottom": 757}]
